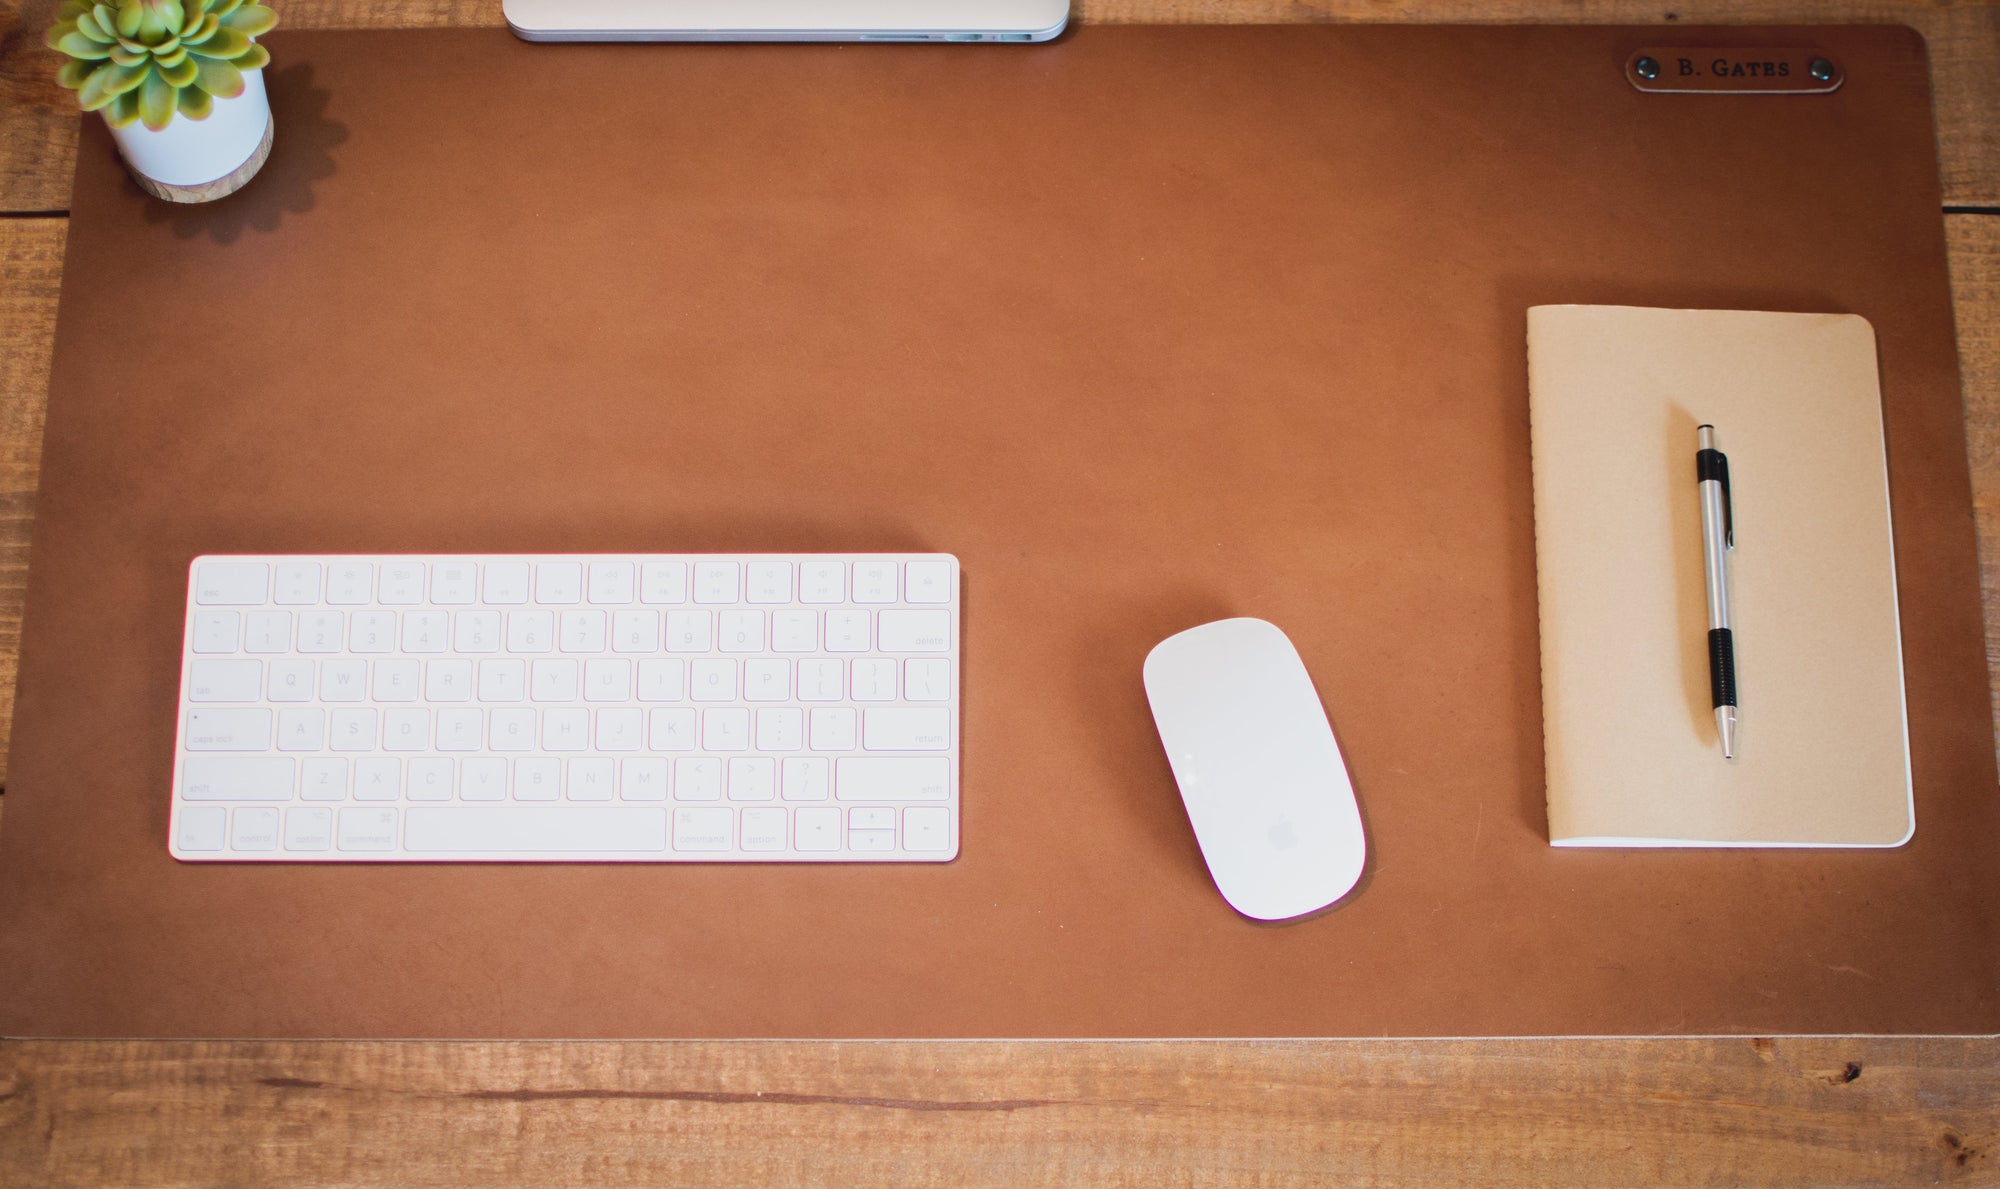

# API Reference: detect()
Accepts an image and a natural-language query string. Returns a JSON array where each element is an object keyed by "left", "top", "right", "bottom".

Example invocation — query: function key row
[{"left": 195, "top": 558, "right": 956, "bottom": 608}]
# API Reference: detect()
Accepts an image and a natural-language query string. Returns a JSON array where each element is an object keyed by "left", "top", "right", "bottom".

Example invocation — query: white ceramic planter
[{"left": 106, "top": 67, "right": 274, "bottom": 202}]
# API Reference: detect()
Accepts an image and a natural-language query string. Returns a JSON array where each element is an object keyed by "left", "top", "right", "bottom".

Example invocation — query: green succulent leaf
[
  {"left": 176, "top": 83, "right": 213, "bottom": 118},
  {"left": 58, "top": 1, "right": 95, "bottom": 20},
  {"left": 136, "top": 1, "right": 183, "bottom": 42},
  {"left": 76, "top": 58, "right": 152, "bottom": 108},
  {"left": 55, "top": 58, "right": 94, "bottom": 89},
  {"left": 192, "top": 54, "right": 242, "bottom": 98},
  {"left": 74, "top": 8, "right": 110, "bottom": 42},
  {"left": 76, "top": 58, "right": 148, "bottom": 107},
  {"left": 189, "top": 26, "right": 249, "bottom": 58},
  {"left": 54, "top": 29, "right": 114, "bottom": 58},
  {"left": 156, "top": 43, "right": 187, "bottom": 67},
  {"left": 220, "top": 4, "right": 273, "bottom": 37},
  {"left": 209, "top": 0, "right": 246, "bottom": 17},
  {"left": 108, "top": 43, "right": 147, "bottom": 65},
  {"left": 104, "top": 88, "right": 141, "bottom": 128},
  {"left": 158, "top": 53, "right": 197, "bottom": 86},
  {"left": 92, "top": 4, "right": 119, "bottom": 36},
  {"left": 136, "top": 65, "right": 175, "bottom": 129},
  {"left": 235, "top": 41, "right": 267, "bottom": 71},
  {"left": 114, "top": 1, "right": 144, "bottom": 36},
  {"left": 180, "top": 13, "right": 219, "bottom": 44}
]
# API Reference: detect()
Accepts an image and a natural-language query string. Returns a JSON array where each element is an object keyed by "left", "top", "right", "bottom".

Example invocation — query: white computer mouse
[{"left": 1142, "top": 617, "right": 1366, "bottom": 921}]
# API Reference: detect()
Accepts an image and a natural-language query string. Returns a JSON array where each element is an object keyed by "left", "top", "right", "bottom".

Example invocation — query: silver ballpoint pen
[{"left": 1696, "top": 425, "right": 1738, "bottom": 758}]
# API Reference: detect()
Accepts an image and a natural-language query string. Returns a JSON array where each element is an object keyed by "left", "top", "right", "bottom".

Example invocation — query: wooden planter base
[{"left": 128, "top": 112, "right": 276, "bottom": 204}]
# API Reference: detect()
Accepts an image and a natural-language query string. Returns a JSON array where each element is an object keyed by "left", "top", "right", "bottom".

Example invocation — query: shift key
[
  {"left": 183, "top": 708, "right": 272, "bottom": 751},
  {"left": 837, "top": 757, "right": 950, "bottom": 801}
]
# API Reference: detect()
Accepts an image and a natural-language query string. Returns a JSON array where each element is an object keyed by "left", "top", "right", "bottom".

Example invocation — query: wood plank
[
  {"left": 2, "top": 2, "right": 1997, "bottom": 213},
  {"left": 0, "top": 218, "right": 60, "bottom": 795},
  {"left": 2, "top": 1037, "right": 1996, "bottom": 1185},
  {"left": 1952, "top": 215, "right": 2000, "bottom": 740}
]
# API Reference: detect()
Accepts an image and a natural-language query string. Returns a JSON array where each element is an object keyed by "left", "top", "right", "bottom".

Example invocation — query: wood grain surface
[{"left": 1, "top": 2, "right": 1997, "bottom": 1184}]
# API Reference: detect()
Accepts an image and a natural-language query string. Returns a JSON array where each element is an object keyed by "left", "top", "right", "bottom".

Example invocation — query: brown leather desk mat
[{"left": 2, "top": 25, "right": 1995, "bottom": 1038}]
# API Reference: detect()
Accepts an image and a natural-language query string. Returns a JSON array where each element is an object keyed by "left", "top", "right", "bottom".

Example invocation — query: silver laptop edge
[{"left": 504, "top": 0, "right": 1070, "bottom": 42}]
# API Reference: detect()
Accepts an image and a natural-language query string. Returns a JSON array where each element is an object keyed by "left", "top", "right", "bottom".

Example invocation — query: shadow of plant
[{"left": 136, "top": 59, "right": 345, "bottom": 243}]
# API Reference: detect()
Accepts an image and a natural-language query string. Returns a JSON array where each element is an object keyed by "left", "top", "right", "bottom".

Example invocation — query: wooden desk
[{"left": 1, "top": 2, "right": 1995, "bottom": 1182}]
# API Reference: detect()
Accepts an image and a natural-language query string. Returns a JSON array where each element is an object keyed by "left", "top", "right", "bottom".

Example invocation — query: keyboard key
[
  {"left": 406, "top": 807, "right": 667, "bottom": 852},
  {"left": 746, "top": 562, "right": 792, "bottom": 604},
  {"left": 740, "top": 807, "right": 787, "bottom": 850},
  {"left": 703, "top": 707, "right": 750, "bottom": 750},
  {"left": 432, "top": 562, "right": 478, "bottom": 604},
  {"left": 329, "top": 708, "right": 377, "bottom": 751},
  {"left": 672, "top": 807, "right": 732, "bottom": 851},
  {"left": 284, "top": 807, "right": 333, "bottom": 851},
  {"left": 728, "top": 757, "right": 776, "bottom": 801},
  {"left": 782, "top": 757, "right": 830, "bottom": 801},
  {"left": 326, "top": 562, "right": 372, "bottom": 605},
  {"left": 455, "top": 610, "right": 502, "bottom": 653},
  {"left": 824, "top": 609, "right": 869, "bottom": 652},
  {"left": 560, "top": 609, "right": 606, "bottom": 653},
  {"left": 191, "top": 611, "right": 239, "bottom": 654},
  {"left": 354, "top": 757, "right": 400, "bottom": 800},
  {"left": 905, "top": 560, "right": 953, "bottom": 604},
  {"left": 273, "top": 562, "right": 321, "bottom": 605},
  {"left": 905, "top": 659, "right": 951, "bottom": 701},
  {"left": 298, "top": 611, "right": 343, "bottom": 654},
  {"left": 462, "top": 756, "right": 508, "bottom": 801},
  {"left": 374, "top": 659, "right": 421, "bottom": 702},
  {"left": 852, "top": 561, "right": 898, "bottom": 604},
  {"left": 244, "top": 611, "right": 291, "bottom": 654},
  {"left": 675, "top": 757, "right": 721, "bottom": 800},
  {"left": 621, "top": 758, "right": 669, "bottom": 801},
  {"left": 351, "top": 610, "right": 397, "bottom": 653},
  {"left": 757, "top": 706, "right": 804, "bottom": 751},
  {"left": 809, "top": 707, "right": 857, "bottom": 751},
  {"left": 904, "top": 806, "right": 952, "bottom": 852},
  {"left": 407, "top": 757, "right": 454, "bottom": 801},
  {"left": 650, "top": 708, "right": 696, "bottom": 751},
  {"left": 484, "top": 562, "right": 530, "bottom": 605},
  {"left": 597, "top": 707, "right": 642, "bottom": 751},
  {"left": 878, "top": 609, "right": 951, "bottom": 653},
  {"left": 515, "top": 757, "right": 561, "bottom": 801},
  {"left": 612, "top": 609, "right": 659, "bottom": 653},
  {"left": 427, "top": 659, "right": 475, "bottom": 702},
  {"left": 176, "top": 805, "right": 227, "bottom": 852},
  {"left": 187, "top": 658, "right": 261, "bottom": 703},
  {"left": 691, "top": 659, "right": 737, "bottom": 702},
  {"left": 508, "top": 610, "right": 554, "bottom": 653},
  {"left": 863, "top": 708, "right": 950, "bottom": 751},
  {"left": 531, "top": 658, "right": 579, "bottom": 701},
  {"left": 378, "top": 561, "right": 426, "bottom": 605},
  {"left": 479, "top": 659, "right": 526, "bottom": 702},
  {"left": 276, "top": 707, "right": 325, "bottom": 751},
  {"left": 666, "top": 609, "right": 712, "bottom": 652},
  {"left": 837, "top": 757, "right": 951, "bottom": 801},
  {"left": 536, "top": 562, "right": 583, "bottom": 604},
  {"left": 301, "top": 758, "right": 348, "bottom": 801},
  {"left": 851, "top": 658, "right": 896, "bottom": 702},
  {"left": 772, "top": 609, "right": 818, "bottom": 652},
  {"left": 268, "top": 658, "right": 314, "bottom": 702},
  {"left": 180, "top": 755, "right": 293, "bottom": 800},
  {"left": 194, "top": 561, "right": 267, "bottom": 605},
  {"left": 640, "top": 562, "right": 687, "bottom": 603},
  {"left": 569, "top": 758, "right": 615, "bottom": 801},
  {"left": 403, "top": 610, "right": 448, "bottom": 653},
  {"left": 337, "top": 807, "right": 399, "bottom": 851},
  {"left": 636, "top": 658, "right": 685, "bottom": 702},
  {"left": 588, "top": 561, "right": 635, "bottom": 604},
  {"left": 795, "top": 806, "right": 841, "bottom": 850},
  {"left": 583, "top": 657, "right": 629, "bottom": 701},
  {"left": 718, "top": 609, "right": 764, "bottom": 653},
  {"left": 436, "top": 707, "right": 484, "bottom": 751},
  {"left": 184, "top": 708, "right": 271, "bottom": 751},
  {"left": 799, "top": 562, "right": 844, "bottom": 604},
  {"left": 693, "top": 561, "right": 740, "bottom": 604}
]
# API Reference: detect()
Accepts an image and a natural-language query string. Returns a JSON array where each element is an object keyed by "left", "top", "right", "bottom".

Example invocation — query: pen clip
[{"left": 1718, "top": 452, "right": 1733, "bottom": 550}]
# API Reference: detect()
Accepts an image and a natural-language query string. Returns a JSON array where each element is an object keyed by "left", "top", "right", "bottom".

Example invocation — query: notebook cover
[
  {"left": 1, "top": 26, "right": 1995, "bottom": 1038},
  {"left": 1528, "top": 307, "right": 1913, "bottom": 846}
]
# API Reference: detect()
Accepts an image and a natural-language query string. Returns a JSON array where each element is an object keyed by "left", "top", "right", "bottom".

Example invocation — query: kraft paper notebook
[
  {"left": 1527, "top": 306, "right": 1913, "bottom": 847},
  {"left": 2, "top": 26, "right": 1996, "bottom": 1039}
]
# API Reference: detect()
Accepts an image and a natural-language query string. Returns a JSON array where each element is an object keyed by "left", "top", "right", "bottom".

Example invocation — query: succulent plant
[{"left": 47, "top": 0, "right": 277, "bottom": 132}]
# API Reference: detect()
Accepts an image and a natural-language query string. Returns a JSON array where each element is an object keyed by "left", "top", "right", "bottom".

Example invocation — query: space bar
[{"left": 404, "top": 807, "right": 668, "bottom": 852}]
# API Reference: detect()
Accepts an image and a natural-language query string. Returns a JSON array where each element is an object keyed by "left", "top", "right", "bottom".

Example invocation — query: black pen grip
[{"left": 1707, "top": 628, "right": 1736, "bottom": 708}]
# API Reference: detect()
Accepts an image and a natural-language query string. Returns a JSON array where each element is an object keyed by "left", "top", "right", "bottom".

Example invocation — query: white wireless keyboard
[{"left": 171, "top": 554, "right": 960, "bottom": 862}]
